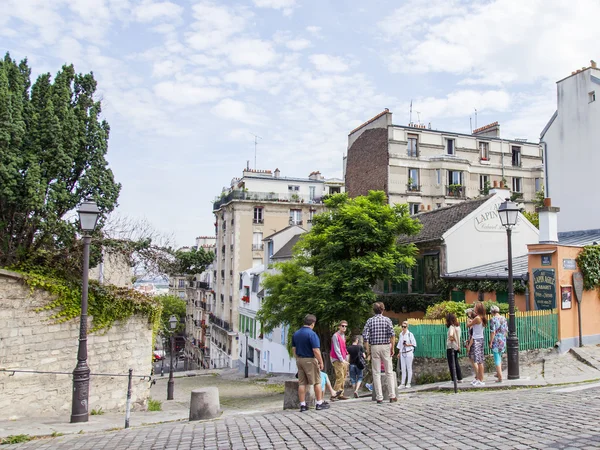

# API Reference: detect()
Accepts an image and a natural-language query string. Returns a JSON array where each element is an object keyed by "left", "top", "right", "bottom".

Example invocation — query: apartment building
[
  {"left": 541, "top": 60, "right": 600, "bottom": 233},
  {"left": 209, "top": 168, "right": 343, "bottom": 369},
  {"left": 345, "top": 109, "right": 544, "bottom": 213}
]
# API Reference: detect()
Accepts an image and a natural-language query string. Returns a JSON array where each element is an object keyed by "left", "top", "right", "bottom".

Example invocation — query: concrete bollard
[
  {"left": 189, "top": 387, "right": 221, "bottom": 421},
  {"left": 283, "top": 380, "right": 315, "bottom": 410},
  {"left": 371, "top": 371, "right": 398, "bottom": 400}
]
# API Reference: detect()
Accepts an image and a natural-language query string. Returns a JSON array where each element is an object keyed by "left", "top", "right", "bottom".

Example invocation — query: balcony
[
  {"left": 197, "top": 281, "right": 210, "bottom": 290},
  {"left": 406, "top": 184, "right": 422, "bottom": 193},
  {"left": 289, "top": 219, "right": 303, "bottom": 226},
  {"left": 213, "top": 190, "right": 324, "bottom": 210},
  {"left": 253, "top": 218, "right": 264, "bottom": 224},
  {"left": 252, "top": 244, "right": 264, "bottom": 251},
  {"left": 209, "top": 313, "right": 233, "bottom": 332},
  {"left": 446, "top": 185, "right": 465, "bottom": 198}
]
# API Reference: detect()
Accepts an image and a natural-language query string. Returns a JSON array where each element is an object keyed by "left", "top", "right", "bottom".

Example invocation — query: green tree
[
  {"left": 0, "top": 53, "right": 121, "bottom": 269},
  {"left": 169, "top": 247, "right": 215, "bottom": 277},
  {"left": 521, "top": 186, "right": 545, "bottom": 229},
  {"left": 257, "top": 191, "right": 422, "bottom": 359},
  {"left": 156, "top": 294, "right": 186, "bottom": 333}
]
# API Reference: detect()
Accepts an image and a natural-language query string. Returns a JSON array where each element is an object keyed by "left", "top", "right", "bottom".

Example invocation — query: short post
[
  {"left": 125, "top": 368, "right": 133, "bottom": 429},
  {"left": 167, "top": 335, "right": 175, "bottom": 400}
]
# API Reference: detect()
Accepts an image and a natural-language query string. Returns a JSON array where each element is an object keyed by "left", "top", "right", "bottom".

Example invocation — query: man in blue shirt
[{"left": 292, "top": 314, "right": 329, "bottom": 412}]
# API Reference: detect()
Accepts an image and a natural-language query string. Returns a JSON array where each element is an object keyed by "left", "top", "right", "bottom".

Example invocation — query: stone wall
[
  {"left": 0, "top": 270, "right": 153, "bottom": 420},
  {"left": 345, "top": 128, "right": 389, "bottom": 198}
]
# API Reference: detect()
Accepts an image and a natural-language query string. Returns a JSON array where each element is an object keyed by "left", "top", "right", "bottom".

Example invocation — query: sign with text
[
  {"left": 541, "top": 255, "right": 552, "bottom": 266},
  {"left": 473, "top": 202, "right": 522, "bottom": 233},
  {"left": 573, "top": 272, "right": 584, "bottom": 304},
  {"left": 563, "top": 259, "right": 577, "bottom": 270},
  {"left": 533, "top": 268, "right": 556, "bottom": 310}
]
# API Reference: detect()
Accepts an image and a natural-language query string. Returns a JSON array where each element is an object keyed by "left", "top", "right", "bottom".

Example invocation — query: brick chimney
[
  {"left": 473, "top": 121, "right": 500, "bottom": 138},
  {"left": 536, "top": 198, "right": 560, "bottom": 244}
]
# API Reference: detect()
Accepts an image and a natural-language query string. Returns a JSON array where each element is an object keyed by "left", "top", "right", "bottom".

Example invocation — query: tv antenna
[
  {"left": 474, "top": 108, "right": 478, "bottom": 130},
  {"left": 250, "top": 133, "right": 262, "bottom": 170},
  {"left": 409, "top": 100, "right": 413, "bottom": 124}
]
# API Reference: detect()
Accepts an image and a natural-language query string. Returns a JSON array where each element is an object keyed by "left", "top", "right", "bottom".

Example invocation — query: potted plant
[
  {"left": 291, "top": 193, "right": 300, "bottom": 202},
  {"left": 449, "top": 184, "right": 462, "bottom": 196}
]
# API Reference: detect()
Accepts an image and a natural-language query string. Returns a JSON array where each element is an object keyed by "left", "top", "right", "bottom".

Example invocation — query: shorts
[
  {"left": 297, "top": 358, "right": 320, "bottom": 386},
  {"left": 472, "top": 339, "right": 484, "bottom": 364},
  {"left": 349, "top": 364, "right": 363, "bottom": 384},
  {"left": 320, "top": 372, "right": 328, "bottom": 392},
  {"left": 493, "top": 348, "right": 502, "bottom": 366}
]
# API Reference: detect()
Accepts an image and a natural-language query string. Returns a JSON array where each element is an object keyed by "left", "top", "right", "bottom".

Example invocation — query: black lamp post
[
  {"left": 167, "top": 315, "right": 178, "bottom": 400},
  {"left": 498, "top": 199, "right": 520, "bottom": 380},
  {"left": 244, "top": 329, "right": 249, "bottom": 379},
  {"left": 71, "top": 199, "right": 100, "bottom": 423}
]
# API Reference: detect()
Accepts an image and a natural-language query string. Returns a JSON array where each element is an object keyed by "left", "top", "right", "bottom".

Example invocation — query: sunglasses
[
  {"left": 402, "top": 325, "right": 407, "bottom": 328},
  {"left": 340, "top": 325, "right": 347, "bottom": 328}
]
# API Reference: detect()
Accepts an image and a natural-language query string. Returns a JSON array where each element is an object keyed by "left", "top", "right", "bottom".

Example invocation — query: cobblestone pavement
[{"left": 5, "top": 384, "right": 600, "bottom": 449}]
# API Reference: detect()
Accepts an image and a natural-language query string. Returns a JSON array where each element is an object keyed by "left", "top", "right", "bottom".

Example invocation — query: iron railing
[{"left": 213, "top": 190, "right": 323, "bottom": 210}]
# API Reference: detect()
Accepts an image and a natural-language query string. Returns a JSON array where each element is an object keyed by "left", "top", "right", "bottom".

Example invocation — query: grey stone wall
[{"left": 0, "top": 270, "right": 153, "bottom": 419}]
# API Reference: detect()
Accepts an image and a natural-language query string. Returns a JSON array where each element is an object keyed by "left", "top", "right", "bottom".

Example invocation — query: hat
[{"left": 490, "top": 305, "right": 500, "bottom": 313}]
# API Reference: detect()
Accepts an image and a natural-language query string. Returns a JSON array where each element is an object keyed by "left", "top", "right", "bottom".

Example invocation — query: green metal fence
[{"left": 406, "top": 309, "right": 558, "bottom": 359}]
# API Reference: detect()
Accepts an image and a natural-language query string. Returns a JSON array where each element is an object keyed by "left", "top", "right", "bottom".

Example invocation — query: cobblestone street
[{"left": 6, "top": 383, "right": 600, "bottom": 449}]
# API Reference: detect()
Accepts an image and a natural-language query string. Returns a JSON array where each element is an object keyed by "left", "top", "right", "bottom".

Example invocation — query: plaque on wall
[
  {"left": 541, "top": 255, "right": 552, "bottom": 266},
  {"left": 561, "top": 285, "right": 573, "bottom": 310},
  {"left": 533, "top": 268, "right": 556, "bottom": 310},
  {"left": 563, "top": 259, "right": 577, "bottom": 270}
]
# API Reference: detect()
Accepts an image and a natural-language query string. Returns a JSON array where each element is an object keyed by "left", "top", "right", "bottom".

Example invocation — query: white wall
[
  {"left": 544, "top": 68, "right": 600, "bottom": 232},
  {"left": 443, "top": 195, "right": 540, "bottom": 273},
  {"left": 243, "top": 176, "right": 326, "bottom": 199}
]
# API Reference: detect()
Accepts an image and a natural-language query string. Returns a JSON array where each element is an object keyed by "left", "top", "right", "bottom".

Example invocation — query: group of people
[{"left": 291, "top": 300, "right": 508, "bottom": 411}]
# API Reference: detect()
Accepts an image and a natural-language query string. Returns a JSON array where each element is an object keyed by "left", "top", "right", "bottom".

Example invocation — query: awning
[{"left": 528, "top": 249, "right": 556, "bottom": 255}]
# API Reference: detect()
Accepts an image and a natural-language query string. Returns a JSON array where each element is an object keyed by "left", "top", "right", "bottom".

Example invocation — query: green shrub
[
  {"left": 1, "top": 435, "right": 32, "bottom": 445},
  {"left": 424, "top": 301, "right": 468, "bottom": 319},
  {"left": 147, "top": 398, "right": 162, "bottom": 412},
  {"left": 482, "top": 300, "right": 511, "bottom": 315}
]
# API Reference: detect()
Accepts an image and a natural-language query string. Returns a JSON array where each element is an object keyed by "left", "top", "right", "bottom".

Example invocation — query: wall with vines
[{"left": 576, "top": 245, "right": 600, "bottom": 291}]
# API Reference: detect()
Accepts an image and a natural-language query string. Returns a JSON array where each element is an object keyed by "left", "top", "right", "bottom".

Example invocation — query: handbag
[{"left": 356, "top": 346, "right": 366, "bottom": 370}]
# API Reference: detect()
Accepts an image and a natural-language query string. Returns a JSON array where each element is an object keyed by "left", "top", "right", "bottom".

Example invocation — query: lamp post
[
  {"left": 498, "top": 199, "right": 520, "bottom": 380},
  {"left": 71, "top": 200, "right": 100, "bottom": 423},
  {"left": 244, "top": 329, "right": 249, "bottom": 379},
  {"left": 167, "top": 315, "right": 178, "bottom": 400}
]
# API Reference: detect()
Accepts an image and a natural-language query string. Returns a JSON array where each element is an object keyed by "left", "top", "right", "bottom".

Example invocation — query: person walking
[
  {"left": 347, "top": 335, "right": 366, "bottom": 398},
  {"left": 489, "top": 304, "right": 508, "bottom": 382},
  {"left": 362, "top": 302, "right": 397, "bottom": 404},
  {"left": 397, "top": 321, "right": 416, "bottom": 389},
  {"left": 465, "top": 308, "right": 477, "bottom": 378},
  {"left": 330, "top": 320, "right": 350, "bottom": 400},
  {"left": 445, "top": 313, "right": 463, "bottom": 383},
  {"left": 291, "top": 314, "right": 330, "bottom": 412},
  {"left": 468, "top": 302, "right": 487, "bottom": 386}
]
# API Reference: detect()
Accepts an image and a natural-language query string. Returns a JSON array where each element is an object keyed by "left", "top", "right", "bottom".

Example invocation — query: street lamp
[
  {"left": 167, "top": 315, "right": 178, "bottom": 400},
  {"left": 244, "top": 329, "right": 249, "bottom": 379},
  {"left": 71, "top": 199, "right": 100, "bottom": 423},
  {"left": 498, "top": 199, "right": 520, "bottom": 380}
]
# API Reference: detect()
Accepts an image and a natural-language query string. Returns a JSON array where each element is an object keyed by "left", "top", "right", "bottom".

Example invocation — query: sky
[{"left": 2, "top": 0, "right": 599, "bottom": 246}]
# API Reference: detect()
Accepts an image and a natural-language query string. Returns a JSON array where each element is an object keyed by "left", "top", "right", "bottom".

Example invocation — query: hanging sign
[
  {"left": 573, "top": 272, "right": 584, "bottom": 304},
  {"left": 533, "top": 268, "right": 556, "bottom": 310}
]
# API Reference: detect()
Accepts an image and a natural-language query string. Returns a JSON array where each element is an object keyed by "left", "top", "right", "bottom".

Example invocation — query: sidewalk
[{"left": 3, "top": 346, "right": 600, "bottom": 441}]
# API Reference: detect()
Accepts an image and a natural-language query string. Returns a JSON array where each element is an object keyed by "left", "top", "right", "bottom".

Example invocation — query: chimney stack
[
  {"left": 536, "top": 198, "right": 560, "bottom": 244},
  {"left": 592, "top": 60, "right": 597, "bottom": 69},
  {"left": 274, "top": 168, "right": 280, "bottom": 178}
]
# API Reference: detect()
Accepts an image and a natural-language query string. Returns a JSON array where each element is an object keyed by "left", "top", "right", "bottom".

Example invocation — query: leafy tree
[
  {"left": 520, "top": 186, "right": 545, "bottom": 229},
  {"left": 0, "top": 53, "right": 121, "bottom": 270},
  {"left": 156, "top": 294, "right": 186, "bottom": 334},
  {"left": 169, "top": 247, "right": 214, "bottom": 277},
  {"left": 257, "top": 191, "right": 422, "bottom": 361}
]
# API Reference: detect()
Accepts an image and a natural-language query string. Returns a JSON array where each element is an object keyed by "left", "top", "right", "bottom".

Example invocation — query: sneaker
[
  {"left": 398, "top": 384, "right": 405, "bottom": 389},
  {"left": 365, "top": 383, "right": 373, "bottom": 392},
  {"left": 479, "top": 381, "right": 485, "bottom": 386},
  {"left": 300, "top": 405, "right": 309, "bottom": 412},
  {"left": 406, "top": 384, "right": 411, "bottom": 388},
  {"left": 457, "top": 380, "right": 463, "bottom": 383},
  {"left": 316, "top": 402, "right": 330, "bottom": 411},
  {"left": 470, "top": 379, "right": 477, "bottom": 385},
  {"left": 353, "top": 392, "right": 359, "bottom": 398}
]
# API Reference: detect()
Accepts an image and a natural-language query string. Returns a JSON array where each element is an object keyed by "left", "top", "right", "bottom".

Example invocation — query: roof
[
  {"left": 558, "top": 229, "right": 600, "bottom": 247},
  {"left": 397, "top": 197, "right": 492, "bottom": 245},
  {"left": 263, "top": 225, "right": 306, "bottom": 241},
  {"left": 349, "top": 109, "right": 389, "bottom": 135},
  {"left": 540, "top": 110, "right": 557, "bottom": 139},
  {"left": 272, "top": 234, "right": 302, "bottom": 260},
  {"left": 444, "top": 254, "right": 529, "bottom": 280}
]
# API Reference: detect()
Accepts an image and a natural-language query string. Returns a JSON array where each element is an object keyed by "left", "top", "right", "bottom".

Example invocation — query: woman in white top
[
  {"left": 445, "top": 313, "right": 463, "bottom": 383},
  {"left": 467, "top": 302, "right": 488, "bottom": 386},
  {"left": 396, "top": 321, "right": 417, "bottom": 389}
]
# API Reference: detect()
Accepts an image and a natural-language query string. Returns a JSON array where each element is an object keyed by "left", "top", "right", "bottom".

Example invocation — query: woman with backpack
[{"left": 347, "top": 335, "right": 366, "bottom": 398}]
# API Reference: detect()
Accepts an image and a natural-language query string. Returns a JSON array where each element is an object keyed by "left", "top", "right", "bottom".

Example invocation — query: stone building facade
[{"left": 0, "top": 269, "right": 153, "bottom": 419}]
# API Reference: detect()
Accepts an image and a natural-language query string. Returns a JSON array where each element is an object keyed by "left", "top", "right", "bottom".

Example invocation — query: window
[
  {"left": 251, "top": 274, "right": 260, "bottom": 292},
  {"left": 178, "top": 292, "right": 185, "bottom": 299},
  {"left": 446, "top": 138, "right": 454, "bottom": 155},
  {"left": 590, "top": 91, "right": 596, "bottom": 103},
  {"left": 451, "top": 291, "right": 465, "bottom": 302},
  {"left": 447, "top": 170, "right": 463, "bottom": 197},
  {"left": 511, "top": 146, "right": 521, "bottom": 167},
  {"left": 308, "top": 209, "right": 315, "bottom": 223},
  {"left": 252, "top": 232, "right": 263, "bottom": 251},
  {"left": 496, "top": 292, "right": 508, "bottom": 303},
  {"left": 289, "top": 209, "right": 302, "bottom": 225},
  {"left": 178, "top": 279, "right": 185, "bottom": 288},
  {"left": 409, "top": 203, "right": 420, "bottom": 215},
  {"left": 407, "top": 168, "right": 419, "bottom": 191},
  {"left": 309, "top": 186, "right": 315, "bottom": 201},
  {"left": 287, "top": 185, "right": 300, "bottom": 191},
  {"left": 253, "top": 207, "right": 264, "bottom": 224},
  {"left": 407, "top": 134, "right": 418, "bottom": 157},
  {"left": 247, "top": 346, "right": 255, "bottom": 363},
  {"left": 267, "top": 241, "right": 274, "bottom": 265},
  {"left": 281, "top": 324, "right": 288, "bottom": 346},
  {"left": 239, "top": 273, "right": 243, "bottom": 290},
  {"left": 479, "top": 175, "right": 490, "bottom": 192},
  {"left": 512, "top": 177, "right": 522, "bottom": 193},
  {"left": 479, "top": 141, "right": 489, "bottom": 160},
  {"left": 535, "top": 177, "right": 542, "bottom": 193},
  {"left": 435, "top": 169, "right": 441, "bottom": 185},
  {"left": 448, "top": 170, "right": 462, "bottom": 185}
]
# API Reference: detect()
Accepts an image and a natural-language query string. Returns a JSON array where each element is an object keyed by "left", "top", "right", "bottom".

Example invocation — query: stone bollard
[
  {"left": 371, "top": 372, "right": 398, "bottom": 400},
  {"left": 189, "top": 387, "right": 221, "bottom": 421},
  {"left": 283, "top": 380, "right": 315, "bottom": 410}
]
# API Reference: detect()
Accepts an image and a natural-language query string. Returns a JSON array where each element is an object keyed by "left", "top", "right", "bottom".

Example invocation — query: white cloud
[
  {"left": 224, "top": 69, "right": 282, "bottom": 92},
  {"left": 211, "top": 98, "right": 265, "bottom": 125},
  {"left": 133, "top": 1, "right": 183, "bottom": 23},
  {"left": 226, "top": 39, "right": 276, "bottom": 67},
  {"left": 185, "top": 2, "right": 248, "bottom": 51},
  {"left": 285, "top": 38, "right": 311, "bottom": 51},
  {"left": 306, "top": 25, "right": 321, "bottom": 35},
  {"left": 253, "top": 0, "right": 296, "bottom": 16},
  {"left": 154, "top": 81, "right": 225, "bottom": 105},
  {"left": 309, "top": 54, "right": 349, "bottom": 73}
]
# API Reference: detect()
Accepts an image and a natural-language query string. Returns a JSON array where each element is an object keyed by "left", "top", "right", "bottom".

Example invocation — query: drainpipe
[
  {"left": 540, "top": 141, "right": 549, "bottom": 197},
  {"left": 501, "top": 139, "right": 505, "bottom": 181}
]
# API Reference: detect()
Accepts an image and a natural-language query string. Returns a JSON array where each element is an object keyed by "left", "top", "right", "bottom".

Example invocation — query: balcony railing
[
  {"left": 446, "top": 185, "right": 465, "bottom": 198},
  {"left": 406, "top": 184, "right": 422, "bottom": 193},
  {"left": 253, "top": 218, "right": 264, "bottom": 224},
  {"left": 197, "top": 281, "right": 210, "bottom": 290},
  {"left": 209, "top": 313, "right": 233, "bottom": 332},
  {"left": 252, "top": 244, "right": 264, "bottom": 251},
  {"left": 289, "top": 219, "right": 303, "bottom": 226},
  {"left": 213, "top": 190, "right": 324, "bottom": 210}
]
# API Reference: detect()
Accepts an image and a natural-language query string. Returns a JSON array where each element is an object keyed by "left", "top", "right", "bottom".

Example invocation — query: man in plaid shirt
[{"left": 362, "top": 302, "right": 397, "bottom": 403}]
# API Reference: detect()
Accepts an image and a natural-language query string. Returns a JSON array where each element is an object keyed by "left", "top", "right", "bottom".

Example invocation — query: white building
[{"left": 541, "top": 60, "right": 600, "bottom": 233}]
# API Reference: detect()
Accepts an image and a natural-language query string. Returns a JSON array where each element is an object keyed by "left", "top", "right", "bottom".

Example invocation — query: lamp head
[
  {"left": 77, "top": 199, "right": 100, "bottom": 233},
  {"left": 169, "top": 315, "right": 178, "bottom": 330},
  {"left": 245, "top": 328, "right": 249, "bottom": 337},
  {"left": 497, "top": 199, "right": 519, "bottom": 228}
]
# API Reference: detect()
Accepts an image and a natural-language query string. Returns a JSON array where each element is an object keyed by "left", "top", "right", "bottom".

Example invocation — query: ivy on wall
[
  {"left": 436, "top": 279, "right": 527, "bottom": 298},
  {"left": 576, "top": 245, "right": 600, "bottom": 291},
  {"left": 15, "top": 268, "right": 161, "bottom": 334},
  {"left": 377, "top": 293, "right": 443, "bottom": 313}
]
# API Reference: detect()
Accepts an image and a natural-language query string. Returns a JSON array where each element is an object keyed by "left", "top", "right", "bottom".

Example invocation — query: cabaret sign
[{"left": 473, "top": 202, "right": 520, "bottom": 232}]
